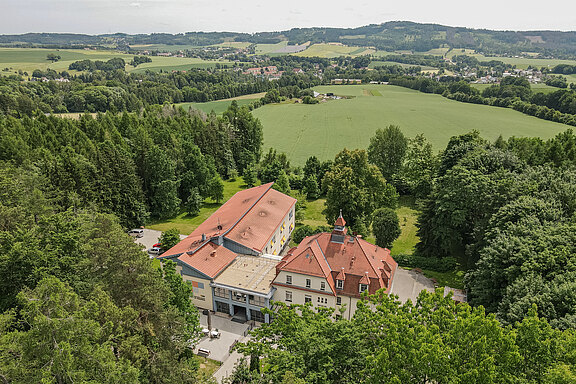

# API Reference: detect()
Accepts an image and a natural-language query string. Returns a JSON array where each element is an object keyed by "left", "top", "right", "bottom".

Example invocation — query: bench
[{"left": 197, "top": 348, "right": 210, "bottom": 357}]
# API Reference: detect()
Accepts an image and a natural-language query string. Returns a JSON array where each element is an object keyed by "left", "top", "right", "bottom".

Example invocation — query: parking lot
[{"left": 131, "top": 228, "right": 186, "bottom": 253}]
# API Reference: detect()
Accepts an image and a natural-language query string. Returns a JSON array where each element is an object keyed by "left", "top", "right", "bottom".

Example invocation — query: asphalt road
[{"left": 390, "top": 267, "right": 435, "bottom": 303}]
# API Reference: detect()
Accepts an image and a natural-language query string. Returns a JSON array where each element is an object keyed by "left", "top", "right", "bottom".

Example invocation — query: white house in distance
[
  {"left": 272, "top": 213, "right": 398, "bottom": 319},
  {"left": 159, "top": 182, "right": 296, "bottom": 323}
]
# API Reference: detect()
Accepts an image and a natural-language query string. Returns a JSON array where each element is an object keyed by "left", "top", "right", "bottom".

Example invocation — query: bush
[{"left": 393, "top": 254, "right": 458, "bottom": 272}]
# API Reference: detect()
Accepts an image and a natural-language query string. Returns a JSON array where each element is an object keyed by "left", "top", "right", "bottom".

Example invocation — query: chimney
[
  {"left": 210, "top": 251, "right": 216, "bottom": 257},
  {"left": 201, "top": 233, "right": 206, "bottom": 241}
]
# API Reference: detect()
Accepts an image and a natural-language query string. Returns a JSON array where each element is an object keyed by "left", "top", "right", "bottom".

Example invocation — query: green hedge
[{"left": 393, "top": 254, "right": 457, "bottom": 272}]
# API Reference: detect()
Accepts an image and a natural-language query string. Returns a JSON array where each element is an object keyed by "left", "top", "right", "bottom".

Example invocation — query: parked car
[
  {"left": 128, "top": 228, "right": 144, "bottom": 238},
  {"left": 148, "top": 246, "right": 164, "bottom": 255},
  {"left": 153, "top": 242, "right": 162, "bottom": 248}
]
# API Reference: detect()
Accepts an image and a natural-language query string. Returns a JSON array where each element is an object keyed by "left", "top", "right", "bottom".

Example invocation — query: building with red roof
[
  {"left": 159, "top": 183, "right": 296, "bottom": 322},
  {"left": 272, "top": 213, "right": 397, "bottom": 319}
]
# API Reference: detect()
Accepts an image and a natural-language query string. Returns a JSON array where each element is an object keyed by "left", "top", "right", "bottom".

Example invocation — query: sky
[{"left": 2, "top": 0, "right": 576, "bottom": 35}]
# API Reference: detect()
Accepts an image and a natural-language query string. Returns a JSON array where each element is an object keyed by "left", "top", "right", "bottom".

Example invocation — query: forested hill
[{"left": 2, "top": 21, "right": 576, "bottom": 57}]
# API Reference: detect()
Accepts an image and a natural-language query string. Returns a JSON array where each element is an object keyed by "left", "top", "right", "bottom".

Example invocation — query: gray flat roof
[{"left": 214, "top": 255, "right": 280, "bottom": 294}]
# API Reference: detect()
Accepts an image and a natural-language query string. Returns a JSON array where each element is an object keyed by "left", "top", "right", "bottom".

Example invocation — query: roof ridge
[
  {"left": 355, "top": 237, "right": 382, "bottom": 278},
  {"left": 222, "top": 182, "right": 274, "bottom": 237}
]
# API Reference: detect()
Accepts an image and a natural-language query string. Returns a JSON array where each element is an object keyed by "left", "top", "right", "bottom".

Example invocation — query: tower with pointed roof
[{"left": 272, "top": 212, "right": 398, "bottom": 320}]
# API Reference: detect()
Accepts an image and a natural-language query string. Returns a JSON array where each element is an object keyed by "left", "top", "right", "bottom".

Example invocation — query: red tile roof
[
  {"left": 275, "top": 232, "right": 397, "bottom": 298},
  {"left": 226, "top": 188, "right": 296, "bottom": 252},
  {"left": 160, "top": 183, "right": 296, "bottom": 278},
  {"left": 178, "top": 241, "right": 237, "bottom": 278}
]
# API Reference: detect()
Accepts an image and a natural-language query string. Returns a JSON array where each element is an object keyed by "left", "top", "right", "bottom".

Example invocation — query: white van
[{"left": 128, "top": 229, "right": 144, "bottom": 238}]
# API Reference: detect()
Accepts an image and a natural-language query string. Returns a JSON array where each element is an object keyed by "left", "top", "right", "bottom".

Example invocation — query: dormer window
[
  {"left": 320, "top": 281, "right": 326, "bottom": 291},
  {"left": 359, "top": 283, "right": 368, "bottom": 293},
  {"left": 336, "top": 280, "right": 344, "bottom": 289}
]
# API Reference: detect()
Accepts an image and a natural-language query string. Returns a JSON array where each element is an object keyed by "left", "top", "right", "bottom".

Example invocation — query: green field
[
  {"left": 471, "top": 83, "right": 560, "bottom": 94},
  {"left": 446, "top": 49, "right": 576, "bottom": 69},
  {"left": 175, "top": 92, "right": 265, "bottom": 114},
  {"left": 255, "top": 41, "right": 289, "bottom": 55},
  {"left": 252, "top": 84, "right": 570, "bottom": 165},
  {"left": 368, "top": 60, "right": 437, "bottom": 71},
  {"left": 0, "top": 47, "right": 232, "bottom": 75},
  {"left": 294, "top": 43, "right": 375, "bottom": 58}
]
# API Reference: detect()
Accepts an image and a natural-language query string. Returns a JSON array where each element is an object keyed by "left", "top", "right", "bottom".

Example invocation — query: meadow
[
  {"left": 294, "top": 43, "right": 375, "bottom": 58},
  {"left": 446, "top": 49, "right": 576, "bottom": 69},
  {"left": 471, "top": 82, "right": 560, "bottom": 94},
  {"left": 175, "top": 92, "right": 265, "bottom": 114},
  {"left": 252, "top": 84, "right": 570, "bottom": 165},
  {"left": 0, "top": 47, "right": 232, "bottom": 75}
]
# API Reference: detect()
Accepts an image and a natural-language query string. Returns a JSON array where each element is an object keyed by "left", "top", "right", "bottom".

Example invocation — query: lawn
[
  {"left": 194, "top": 356, "right": 221, "bottom": 379},
  {"left": 175, "top": 92, "right": 265, "bottom": 115},
  {"left": 252, "top": 84, "right": 571, "bottom": 165},
  {"left": 368, "top": 60, "right": 437, "bottom": 71},
  {"left": 147, "top": 178, "right": 248, "bottom": 235},
  {"left": 404, "top": 267, "right": 465, "bottom": 289}
]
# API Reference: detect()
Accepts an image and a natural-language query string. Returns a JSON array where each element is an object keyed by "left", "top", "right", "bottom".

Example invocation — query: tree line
[
  {"left": 0, "top": 102, "right": 263, "bottom": 227},
  {"left": 390, "top": 75, "right": 576, "bottom": 126},
  {"left": 227, "top": 289, "right": 576, "bottom": 383},
  {"left": 416, "top": 129, "right": 576, "bottom": 329}
]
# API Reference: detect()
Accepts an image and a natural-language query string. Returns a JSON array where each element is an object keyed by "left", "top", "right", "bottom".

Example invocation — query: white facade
[{"left": 263, "top": 206, "right": 295, "bottom": 255}]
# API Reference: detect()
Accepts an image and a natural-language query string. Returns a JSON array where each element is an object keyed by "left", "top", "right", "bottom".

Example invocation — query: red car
[{"left": 153, "top": 242, "right": 162, "bottom": 248}]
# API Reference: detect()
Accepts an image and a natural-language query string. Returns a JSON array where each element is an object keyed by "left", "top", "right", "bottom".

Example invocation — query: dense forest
[{"left": 0, "top": 103, "right": 263, "bottom": 227}]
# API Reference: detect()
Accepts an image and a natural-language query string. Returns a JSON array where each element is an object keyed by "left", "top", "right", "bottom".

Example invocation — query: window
[
  {"left": 286, "top": 275, "right": 292, "bottom": 285},
  {"left": 289, "top": 209, "right": 293, "bottom": 219},
  {"left": 289, "top": 223, "right": 294, "bottom": 231},
  {"left": 215, "top": 301, "right": 230, "bottom": 314},
  {"left": 249, "top": 295, "right": 266, "bottom": 307},
  {"left": 317, "top": 297, "right": 327, "bottom": 305},
  {"left": 320, "top": 281, "right": 326, "bottom": 291},
  {"left": 214, "top": 287, "right": 228, "bottom": 298},
  {"left": 359, "top": 284, "right": 368, "bottom": 293},
  {"left": 305, "top": 279, "right": 311, "bottom": 288},
  {"left": 250, "top": 309, "right": 266, "bottom": 323},
  {"left": 281, "top": 222, "right": 285, "bottom": 231},
  {"left": 336, "top": 297, "right": 342, "bottom": 305},
  {"left": 336, "top": 280, "right": 343, "bottom": 289},
  {"left": 304, "top": 295, "right": 311, "bottom": 303},
  {"left": 286, "top": 291, "right": 292, "bottom": 302},
  {"left": 232, "top": 291, "right": 246, "bottom": 302}
]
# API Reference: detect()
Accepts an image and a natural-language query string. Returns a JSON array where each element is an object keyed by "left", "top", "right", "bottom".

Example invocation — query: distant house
[
  {"left": 272, "top": 214, "right": 398, "bottom": 319},
  {"left": 159, "top": 183, "right": 296, "bottom": 323}
]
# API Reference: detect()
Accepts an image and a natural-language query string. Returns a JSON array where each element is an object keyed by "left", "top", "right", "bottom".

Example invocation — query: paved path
[
  {"left": 196, "top": 314, "right": 254, "bottom": 382},
  {"left": 390, "top": 268, "right": 435, "bottom": 303}
]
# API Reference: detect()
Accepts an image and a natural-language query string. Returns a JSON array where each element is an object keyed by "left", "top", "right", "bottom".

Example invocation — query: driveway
[
  {"left": 390, "top": 268, "right": 435, "bottom": 303},
  {"left": 132, "top": 228, "right": 186, "bottom": 252}
]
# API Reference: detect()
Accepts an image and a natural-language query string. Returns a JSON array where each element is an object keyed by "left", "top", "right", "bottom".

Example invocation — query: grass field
[
  {"left": 471, "top": 83, "right": 560, "bottom": 94},
  {"left": 252, "top": 84, "right": 570, "bottom": 165},
  {"left": 0, "top": 47, "right": 232, "bottom": 75},
  {"left": 446, "top": 49, "right": 576, "bottom": 69},
  {"left": 255, "top": 41, "right": 289, "bottom": 55},
  {"left": 295, "top": 43, "right": 375, "bottom": 58},
  {"left": 175, "top": 92, "right": 265, "bottom": 114},
  {"left": 368, "top": 60, "right": 437, "bottom": 71}
]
